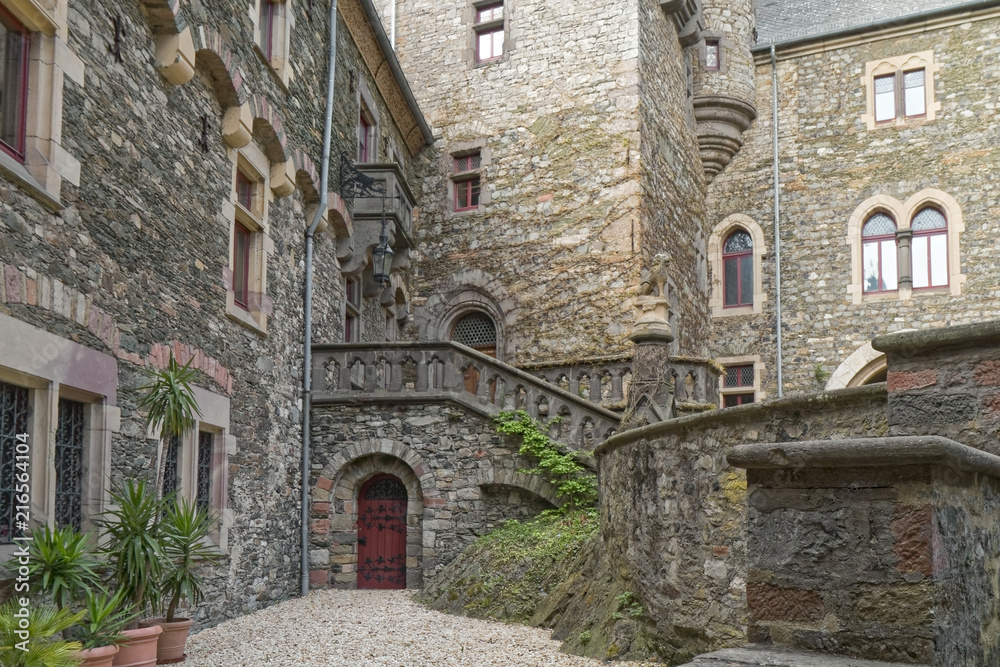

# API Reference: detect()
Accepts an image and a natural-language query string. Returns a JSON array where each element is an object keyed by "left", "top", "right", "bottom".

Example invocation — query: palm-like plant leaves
[
  {"left": 159, "top": 500, "right": 220, "bottom": 621},
  {"left": 11, "top": 525, "right": 102, "bottom": 611},
  {"left": 69, "top": 588, "right": 138, "bottom": 649},
  {"left": 135, "top": 353, "right": 202, "bottom": 501},
  {"left": 0, "top": 601, "right": 83, "bottom": 667},
  {"left": 97, "top": 479, "right": 168, "bottom": 625}
]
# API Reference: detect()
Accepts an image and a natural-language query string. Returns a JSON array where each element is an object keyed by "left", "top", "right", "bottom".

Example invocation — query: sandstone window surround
[
  {"left": 0, "top": 313, "right": 119, "bottom": 561},
  {"left": 224, "top": 143, "right": 274, "bottom": 334},
  {"left": 846, "top": 190, "right": 964, "bottom": 305},
  {"left": 716, "top": 355, "right": 765, "bottom": 407},
  {"left": 252, "top": 0, "right": 294, "bottom": 88},
  {"left": 0, "top": 0, "right": 83, "bottom": 211},
  {"left": 149, "top": 386, "right": 234, "bottom": 552},
  {"left": 356, "top": 79, "right": 380, "bottom": 164},
  {"left": 861, "top": 50, "right": 939, "bottom": 131},
  {"left": 448, "top": 140, "right": 491, "bottom": 214},
  {"left": 708, "top": 214, "right": 766, "bottom": 318}
]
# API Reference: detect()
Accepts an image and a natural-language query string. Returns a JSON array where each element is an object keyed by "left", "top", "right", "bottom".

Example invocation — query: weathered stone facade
[{"left": 708, "top": 7, "right": 1000, "bottom": 397}]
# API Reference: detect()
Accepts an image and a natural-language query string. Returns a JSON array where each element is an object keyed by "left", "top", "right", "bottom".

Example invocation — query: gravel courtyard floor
[{"left": 185, "top": 589, "right": 660, "bottom": 666}]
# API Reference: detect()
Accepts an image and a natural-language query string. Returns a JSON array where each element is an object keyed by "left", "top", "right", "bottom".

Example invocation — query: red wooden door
[{"left": 356, "top": 474, "right": 408, "bottom": 589}]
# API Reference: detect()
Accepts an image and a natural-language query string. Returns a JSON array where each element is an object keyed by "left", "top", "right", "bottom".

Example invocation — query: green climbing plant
[{"left": 494, "top": 410, "right": 597, "bottom": 511}]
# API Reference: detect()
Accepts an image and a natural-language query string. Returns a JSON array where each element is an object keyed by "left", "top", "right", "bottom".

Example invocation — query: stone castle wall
[
  {"left": 391, "top": 0, "right": 652, "bottom": 362},
  {"left": 706, "top": 14, "right": 1000, "bottom": 396}
]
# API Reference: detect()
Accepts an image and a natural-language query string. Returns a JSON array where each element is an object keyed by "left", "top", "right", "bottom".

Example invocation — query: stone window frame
[
  {"left": 716, "top": 354, "right": 765, "bottom": 407},
  {"left": 861, "top": 50, "right": 940, "bottom": 131},
  {"left": 344, "top": 275, "right": 361, "bottom": 342},
  {"left": 698, "top": 31, "right": 733, "bottom": 74},
  {"left": 224, "top": 142, "right": 274, "bottom": 334},
  {"left": 252, "top": 0, "right": 294, "bottom": 88},
  {"left": 709, "top": 214, "right": 766, "bottom": 318},
  {"left": 447, "top": 139, "right": 491, "bottom": 216},
  {"left": 846, "top": 190, "right": 964, "bottom": 304},
  {"left": 0, "top": 0, "right": 83, "bottom": 210},
  {"left": 152, "top": 386, "right": 233, "bottom": 553},
  {"left": 464, "top": 0, "right": 511, "bottom": 68},
  {"left": 0, "top": 314, "right": 118, "bottom": 562},
  {"left": 356, "top": 79, "right": 380, "bottom": 164}
]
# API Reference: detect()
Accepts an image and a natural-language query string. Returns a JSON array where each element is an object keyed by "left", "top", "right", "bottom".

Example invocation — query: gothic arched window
[{"left": 722, "top": 230, "right": 753, "bottom": 307}]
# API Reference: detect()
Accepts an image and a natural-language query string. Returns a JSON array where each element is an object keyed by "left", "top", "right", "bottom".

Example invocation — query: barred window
[
  {"left": 0, "top": 381, "right": 29, "bottom": 544},
  {"left": 55, "top": 399, "right": 85, "bottom": 531},
  {"left": 196, "top": 431, "right": 213, "bottom": 512},
  {"left": 452, "top": 313, "right": 496, "bottom": 348},
  {"left": 721, "top": 364, "right": 755, "bottom": 407},
  {"left": 162, "top": 434, "right": 180, "bottom": 500}
]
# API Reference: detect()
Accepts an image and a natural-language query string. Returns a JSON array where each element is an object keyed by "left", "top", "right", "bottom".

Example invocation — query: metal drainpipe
[
  {"left": 771, "top": 45, "right": 783, "bottom": 399},
  {"left": 302, "top": 0, "right": 339, "bottom": 598},
  {"left": 390, "top": 0, "right": 396, "bottom": 49}
]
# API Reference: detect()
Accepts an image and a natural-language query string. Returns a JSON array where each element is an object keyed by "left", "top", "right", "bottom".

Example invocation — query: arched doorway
[{"left": 357, "top": 473, "right": 408, "bottom": 589}]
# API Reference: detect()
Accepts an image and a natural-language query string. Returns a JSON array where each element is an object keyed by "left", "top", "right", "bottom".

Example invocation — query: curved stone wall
[{"left": 594, "top": 385, "right": 888, "bottom": 658}]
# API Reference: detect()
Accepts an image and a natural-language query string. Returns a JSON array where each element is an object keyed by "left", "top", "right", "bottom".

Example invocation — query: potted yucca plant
[
  {"left": 69, "top": 589, "right": 138, "bottom": 667},
  {"left": 138, "top": 500, "right": 219, "bottom": 663},
  {"left": 97, "top": 479, "right": 167, "bottom": 667}
]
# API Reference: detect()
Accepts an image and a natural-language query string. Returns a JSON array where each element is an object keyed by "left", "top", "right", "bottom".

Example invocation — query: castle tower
[{"left": 691, "top": 0, "right": 758, "bottom": 179}]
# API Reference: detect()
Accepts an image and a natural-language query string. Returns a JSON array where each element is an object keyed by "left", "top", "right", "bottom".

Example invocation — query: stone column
[{"left": 896, "top": 227, "right": 913, "bottom": 289}]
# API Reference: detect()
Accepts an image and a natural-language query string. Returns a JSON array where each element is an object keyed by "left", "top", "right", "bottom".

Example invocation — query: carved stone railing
[
  {"left": 518, "top": 354, "right": 721, "bottom": 411},
  {"left": 311, "top": 342, "right": 622, "bottom": 450}
]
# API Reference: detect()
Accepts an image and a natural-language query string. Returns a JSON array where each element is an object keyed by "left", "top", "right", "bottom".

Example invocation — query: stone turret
[{"left": 691, "top": 0, "right": 757, "bottom": 180}]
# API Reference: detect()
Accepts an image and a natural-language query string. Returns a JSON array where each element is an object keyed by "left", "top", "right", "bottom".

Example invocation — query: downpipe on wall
[
  {"left": 302, "top": 0, "right": 339, "bottom": 598},
  {"left": 771, "top": 45, "right": 783, "bottom": 399}
]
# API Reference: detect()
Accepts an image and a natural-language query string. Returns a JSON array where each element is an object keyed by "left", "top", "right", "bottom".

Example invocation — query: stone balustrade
[
  {"left": 520, "top": 354, "right": 720, "bottom": 410},
  {"left": 311, "top": 342, "right": 623, "bottom": 449}
]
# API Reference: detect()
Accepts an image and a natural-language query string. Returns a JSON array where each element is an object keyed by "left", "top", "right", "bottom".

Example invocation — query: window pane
[
  {"left": 162, "top": 435, "right": 180, "bottom": 500},
  {"left": 196, "top": 431, "right": 213, "bottom": 512},
  {"left": 0, "top": 13, "right": 26, "bottom": 156},
  {"left": 234, "top": 224, "right": 250, "bottom": 308},
  {"left": 55, "top": 399, "right": 85, "bottom": 531},
  {"left": 724, "top": 257, "right": 738, "bottom": 305},
  {"left": 874, "top": 75, "right": 895, "bottom": 122},
  {"left": 912, "top": 207, "right": 946, "bottom": 231},
  {"left": 881, "top": 238, "right": 897, "bottom": 290},
  {"left": 863, "top": 241, "right": 880, "bottom": 292},
  {"left": 740, "top": 255, "right": 753, "bottom": 305},
  {"left": 929, "top": 233, "right": 948, "bottom": 286},
  {"left": 0, "top": 381, "right": 29, "bottom": 544},
  {"left": 723, "top": 230, "right": 752, "bottom": 253},
  {"left": 470, "top": 177, "right": 481, "bottom": 206},
  {"left": 492, "top": 30, "right": 504, "bottom": 58},
  {"left": 863, "top": 213, "right": 895, "bottom": 237},
  {"left": 904, "top": 70, "right": 925, "bottom": 117},
  {"left": 912, "top": 235, "right": 929, "bottom": 289},
  {"left": 705, "top": 42, "right": 719, "bottom": 70},
  {"left": 478, "top": 32, "right": 492, "bottom": 60}
]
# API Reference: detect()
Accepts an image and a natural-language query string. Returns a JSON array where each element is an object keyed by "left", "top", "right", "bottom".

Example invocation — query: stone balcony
[{"left": 311, "top": 342, "right": 623, "bottom": 450}]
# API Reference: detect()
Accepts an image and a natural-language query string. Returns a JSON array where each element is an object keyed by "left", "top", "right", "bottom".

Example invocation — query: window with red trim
[
  {"left": 0, "top": 6, "right": 29, "bottom": 162},
  {"left": 705, "top": 40, "right": 720, "bottom": 71},
  {"left": 233, "top": 222, "right": 251, "bottom": 310},
  {"left": 722, "top": 230, "right": 753, "bottom": 307},
  {"left": 454, "top": 178, "right": 480, "bottom": 211},
  {"left": 358, "top": 112, "right": 373, "bottom": 163},
  {"left": 259, "top": 0, "right": 276, "bottom": 60},
  {"left": 344, "top": 277, "right": 360, "bottom": 342},
  {"left": 236, "top": 170, "right": 254, "bottom": 211},
  {"left": 911, "top": 207, "right": 947, "bottom": 289},
  {"left": 722, "top": 364, "right": 754, "bottom": 407},
  {"left": 862, "top": 213, "right": 898, "bottom": 293},
  {"left": 474, "top": 2, "right": 504, "bottom": 62}
]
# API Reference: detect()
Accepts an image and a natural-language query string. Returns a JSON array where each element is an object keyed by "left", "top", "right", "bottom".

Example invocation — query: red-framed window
[
  {"left": 358, "top": 112, "right": 373, "bottom": 162},
  {"left": 259, "top": 0, "right": 276, "bottom": 60},
  {"left": 862, "top": 212, "right": 898, "bottom": 293},
  {"left": 233, "top": 222, "right": 251, "bottom": 309},
  {"left": 903, "top": 69, "right": 926, "bottom": 118},
  {"left": 722, "top": 364, "right": 754, "bottom": 407},
  {"left": 344, "top": 277, "right": 360, "bottom": 342},
  {"left": 236, "top": 170, "right": 254, "bottom": 211},
  {"left": 874, "top": 68, "right": 926, "bottom": 123},
  {"left": 475, "top": 2, "right": 504, "bottom": 62},
  {"left": 454, "top": 177, "right": 480, "bottom": 211},
  {"left": 911, "top": 207, "right": 947, "bottom": 289},
  {"left": 705, "top": 40, "right": 720, "bottom": 71},
  {"left": 722, "top": 229, "right": 753, "bottom": 307},
  {"left": 454, "top": 153, "right": 481, "bottom": 173},
  {"left": 0, "top": 6, "right": 29, "bottom": 162}
]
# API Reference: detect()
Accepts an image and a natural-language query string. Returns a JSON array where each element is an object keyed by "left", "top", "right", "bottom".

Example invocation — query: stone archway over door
[{"left": 357, "top": 474, "right": 408, "bottom": 589}]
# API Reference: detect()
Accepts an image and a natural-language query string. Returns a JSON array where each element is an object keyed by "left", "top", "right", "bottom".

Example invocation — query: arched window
[
  {"left": 451, "top": 313, "right": 497, "bottom": 357},
  {"left": 862, "top": 213, "right": 897, "bottom": 293},
  {"left": 722, "top": 230, "right": 753, "bottom": 307},
  {"left": 911, "top": 207, "right": 947, "bottom": 289}
]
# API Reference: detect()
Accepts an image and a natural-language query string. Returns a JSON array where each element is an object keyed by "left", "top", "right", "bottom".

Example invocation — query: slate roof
[{"left": 755, "top": 0, "right": 976, "bottom": 45}]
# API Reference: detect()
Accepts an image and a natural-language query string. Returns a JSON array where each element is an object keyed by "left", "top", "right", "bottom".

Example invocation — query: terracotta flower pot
[
  {"left": 113, "top": 624, "right": 163, "bottom": 667},
  {"left": 139, "top": 617, "right": 194, "bottom": 664},
  {"left": 72, "top": 644, "right": 120, "bottom": 667}
]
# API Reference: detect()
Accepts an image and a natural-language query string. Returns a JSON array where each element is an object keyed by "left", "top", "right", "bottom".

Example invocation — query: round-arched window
[
  {"left": 451, "top": 313, "right": 497, "bottom": 357},
  {"left": 722, "top": 229, "right": 753, "bottom": 307}
]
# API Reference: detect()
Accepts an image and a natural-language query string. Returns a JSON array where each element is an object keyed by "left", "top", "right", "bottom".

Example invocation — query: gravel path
[{"left": 185, "top": 589, "right": 660, "bottom": 666}]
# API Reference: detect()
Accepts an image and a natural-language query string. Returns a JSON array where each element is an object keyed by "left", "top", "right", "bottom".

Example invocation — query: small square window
[
  {"left": 454, "top": 154, "right": 482, "bottom": 173},
  {"left": 721, "top": 364, "right": 755, "bottom": 407},
  {"left": 477, "top": 2, "right": 503, "bottom": 23},
  {"left": 705, "top": 40, "right": 720, "bottom": 71},
  {"left": 454, "top": 177, "right": 481, "bottom": 211}
]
